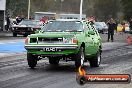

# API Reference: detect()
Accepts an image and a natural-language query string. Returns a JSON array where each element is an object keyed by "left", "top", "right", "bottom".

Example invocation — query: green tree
[
  {"left": 121, "top": 0, "right": 132, "bottom": 20},
  {"left": 94, "top": 0, "right": 122, "bottom": 21},
  {"left": 6, "top": 0, "right": 123, "bottom": 21},
  {"left": 6, "top": 0, "right": 28, "bottom": 17}
]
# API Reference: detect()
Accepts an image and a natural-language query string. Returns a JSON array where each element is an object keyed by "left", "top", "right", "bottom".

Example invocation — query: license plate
[{"left": 43, "top": 48, "right": 57, "bottom": 52}]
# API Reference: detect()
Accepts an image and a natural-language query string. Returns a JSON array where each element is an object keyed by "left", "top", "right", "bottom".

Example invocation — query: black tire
[
  {"left": 27, "top": 53, "right": 37, "bottom": 69},
  {"left": 13, "top": 33, "right": 17, "bottom": 37},
  {"left": 49, "top": 57, "right": 60, "bottom": 65},
  {"left": 75, "top": 47, "right": 85, "bottom": 68},
  {"left": 89, "top": 51, "right": 101, "bottom": 67}
]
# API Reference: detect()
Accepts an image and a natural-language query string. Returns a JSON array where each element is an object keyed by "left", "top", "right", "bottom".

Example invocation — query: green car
[{"left": 25, "top": 19, "right": 102, "bottom": 68}]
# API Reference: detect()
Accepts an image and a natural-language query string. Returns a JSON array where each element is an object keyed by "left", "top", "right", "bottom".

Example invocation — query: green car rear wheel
[
  {"left": 89, "top": 51, "right": 101, "bottom": 67},
  {"left": 27, "top": 53, "right": 37, "bottom": 69},
  {"left": 75, "top": 47, "right": 85, "bottom": 68}
]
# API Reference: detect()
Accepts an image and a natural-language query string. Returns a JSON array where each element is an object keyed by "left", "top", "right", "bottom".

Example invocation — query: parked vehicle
[
  {"left": 24, "top": 19, "right": 102, "bottom": 69},
  {"left": 11, "top": 19, "right": 42, "bottom": 37},
  {"left": 58, "top": 14, "right": 86, "bottom": 20},
  {"left": 94, "top": 22, "right": 108, "bottom": 33}
]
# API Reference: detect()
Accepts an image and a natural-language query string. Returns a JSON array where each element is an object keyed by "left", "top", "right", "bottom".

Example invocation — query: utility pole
[
  {"left": 80, "top": 0, "right": 83, "bottom": 20},
  {"left": 28, "top": 0, "right": 30, "bottom": 19},
  {"left": 60, "top": 0, "right": 64, "bottom": 13}
]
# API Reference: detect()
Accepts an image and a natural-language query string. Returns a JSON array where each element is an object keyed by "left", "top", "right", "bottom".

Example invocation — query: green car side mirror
[
  {"left": 35, "top": 30, "right": 43, "bottom": 34},
  {"left": 35, "top": 30, "right": 40, "bottom": 34},
  {"left": 88, "top": 30, "right": 95, "bottom": 35}
]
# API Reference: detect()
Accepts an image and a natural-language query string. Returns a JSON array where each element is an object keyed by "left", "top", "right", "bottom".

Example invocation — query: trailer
[
  {"left": 34, "top": 12, "right": 56, "bottom": 20},
  {"left": 34, "top": 12, "right": 86, "bottom": 21},
  {"left": 58, "top": 14, "right": 86, "bottom": 20}
]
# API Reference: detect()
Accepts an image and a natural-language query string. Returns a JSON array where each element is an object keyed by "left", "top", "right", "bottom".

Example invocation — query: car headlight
[
  {"left": 72, "top": 38, "right": 78, "bottom": 44},
  {"left": 63, "top": 38, "right": 78, "bottom": 44},
  {"left": 63, "top": 38, "right": 70, "bottom": 43}
]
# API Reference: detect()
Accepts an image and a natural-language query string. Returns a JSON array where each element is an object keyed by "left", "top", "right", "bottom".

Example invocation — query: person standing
[
  {"left": 107, "top": 18, "right": 116, "bottom": 42},
  {"left": 16, "top": 15, "right": 22, "bottom": 24},
  {"left": 129, "top": 18, "right": 132, "bottom": 32},
  {"left": 121, "top": 21, "right": 125, "bottom": 33},
  {"left": 115, "top": 20, "right": 118, "bottom": 33},
  {"left": 40, "top": 16, "right": 48, "bottom": 23},
  {"left": 6, "top": 14, "right": 10, "bottom": 31},
  {"left": 21, "top": 15, "right": 25, "bottom": 20}
]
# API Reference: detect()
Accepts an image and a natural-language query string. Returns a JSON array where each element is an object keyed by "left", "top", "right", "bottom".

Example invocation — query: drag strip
[{"left": 0, "top": 38, "right": 132, "bottom": 88}]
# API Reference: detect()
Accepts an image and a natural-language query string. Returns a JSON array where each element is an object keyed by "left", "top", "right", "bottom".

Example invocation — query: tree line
[{"left": 6, "top": 0, "right": 132, "bottom": 21}]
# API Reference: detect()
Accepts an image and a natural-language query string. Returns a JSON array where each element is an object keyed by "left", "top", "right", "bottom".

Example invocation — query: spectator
[
  {"left": 21, "top": 15, "right": 25, "bottom": 20},
  {"left": 107, "top": 18, "right": 116, "bottom": 42},
  {"left": 128, "top": 18, "right": 132, "bottom": 32},
  {"left": 29, "top": 16, "right": 34, "bottom": 20},
  {"left": 121, "top": 21, "right": 125, "bottom": 33},
  {"left": 40, "top": 16, "right": 48, "bottom": 23},
  {"left": 16, "top": 15, "right": 22, "bottom": 24},
  {"left": 115, "top": 20, "right": 118, "bottom": 33},
  {"left": 6, "top": 14, "right": 10, "bottom": 31}
]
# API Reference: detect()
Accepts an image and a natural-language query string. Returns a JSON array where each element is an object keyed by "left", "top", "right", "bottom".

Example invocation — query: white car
[{"left": 94, "top": 22, "right": 108, "bottom": 33}]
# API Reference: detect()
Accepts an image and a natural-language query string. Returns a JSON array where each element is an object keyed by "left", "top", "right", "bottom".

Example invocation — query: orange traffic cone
[{"left": 127, "top": 35, "right": 131, "bottom": 45}]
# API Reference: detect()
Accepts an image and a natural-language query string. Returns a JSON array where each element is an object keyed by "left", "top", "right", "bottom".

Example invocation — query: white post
[
  {"left": 80, "top": 0, "right": 83, "bottom": 20},
  {"left": 3, "top": 10, "right": 5, "bottom": 31},
  {"left": 61, "top": 0, "right": 64, "bottom": 13},
  {"left": 28, "top": 0, "right": 31, "bottom": 19},
  {"left": 3, "top": 0, "right": 6, "bottom": 31}
]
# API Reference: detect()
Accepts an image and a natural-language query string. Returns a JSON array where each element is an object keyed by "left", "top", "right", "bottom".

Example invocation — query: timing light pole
[
  {"left": 60, "top": 0, "right": 64, "bottom": 12},
  {"left": 28, "top": 0, "right": 31, "bottom": 19},
  {"left": 80, "top": 0, "right": 83, "bottom": 20}
]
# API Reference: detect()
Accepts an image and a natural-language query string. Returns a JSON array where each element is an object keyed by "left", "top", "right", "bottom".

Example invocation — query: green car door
[{"left": 84, "top": 23, "right": 100, "bottom": 55}]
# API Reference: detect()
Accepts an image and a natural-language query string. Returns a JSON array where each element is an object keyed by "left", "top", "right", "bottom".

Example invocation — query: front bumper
[{"left": 25, "top": 45, "right": 79, "bottom": 56}]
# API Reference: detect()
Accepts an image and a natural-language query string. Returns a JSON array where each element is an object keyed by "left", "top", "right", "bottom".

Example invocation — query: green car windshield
[{"left": 42, "top": 21, "right": 83, "bottom": 32}]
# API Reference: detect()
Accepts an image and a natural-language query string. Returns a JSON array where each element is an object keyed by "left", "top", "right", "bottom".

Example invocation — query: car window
[
  {"left": 19, "top": 20, "right": 36, "bottom": 26},
  {"left": 42, "top": 21, "right": 83, "bottom": 32}
]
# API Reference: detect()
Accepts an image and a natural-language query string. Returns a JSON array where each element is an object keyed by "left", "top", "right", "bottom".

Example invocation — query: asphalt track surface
[{"left": 0, "top": 33, "right": 132, "bottom": 88}]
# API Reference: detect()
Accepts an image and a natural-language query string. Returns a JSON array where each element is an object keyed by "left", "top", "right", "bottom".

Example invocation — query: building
[{"left": 0, "top": 0, "right": 6, "bottom": 31}]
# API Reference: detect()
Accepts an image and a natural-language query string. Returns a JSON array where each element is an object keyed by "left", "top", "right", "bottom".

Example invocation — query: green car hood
[{"left": 28, "top": 32, "right": 81, "bottom": 38}]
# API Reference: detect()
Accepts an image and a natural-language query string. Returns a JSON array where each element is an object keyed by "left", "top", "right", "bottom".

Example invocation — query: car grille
[{"left": 38, "top": 37, "right": 63, "bottom": 43}]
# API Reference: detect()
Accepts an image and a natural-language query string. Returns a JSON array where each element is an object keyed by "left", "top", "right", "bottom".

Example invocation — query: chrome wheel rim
[
  {"left": 81, "top": 50, "right": 85, "bottom": 66},
  {"left": 97, "top": 53, "right": 101, "bottom": 65}
]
